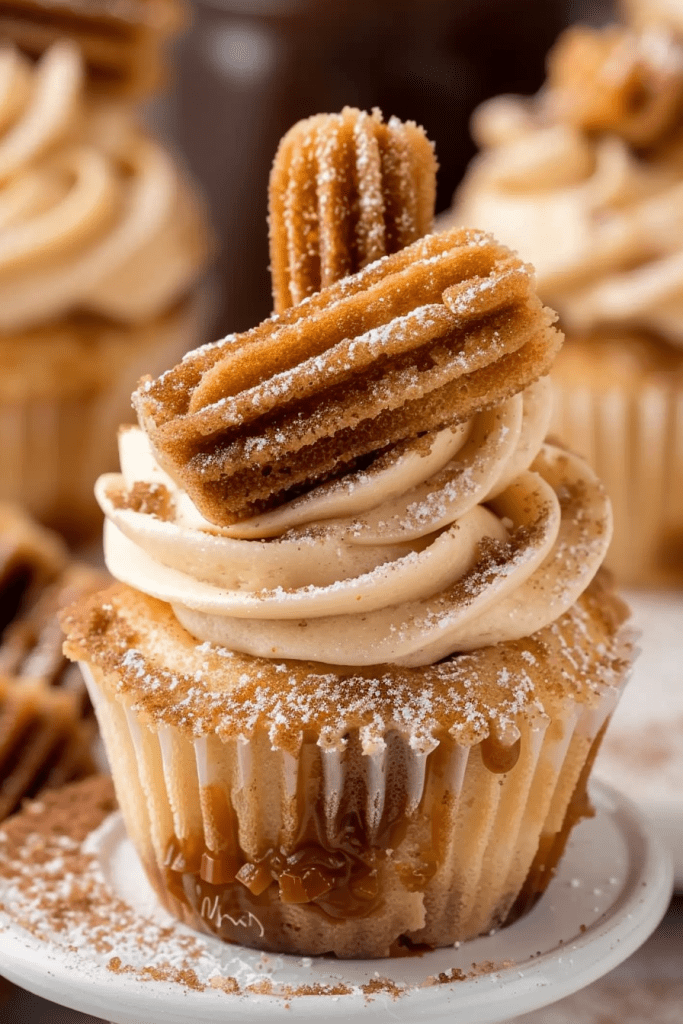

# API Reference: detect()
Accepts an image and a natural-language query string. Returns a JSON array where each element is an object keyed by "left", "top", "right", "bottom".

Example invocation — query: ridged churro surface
[
  {"left": 269, "top": 107, "right": 437, "bottom": 312},
  {"left": 135, "top": 227, "right": 562, "bottom": 525}
]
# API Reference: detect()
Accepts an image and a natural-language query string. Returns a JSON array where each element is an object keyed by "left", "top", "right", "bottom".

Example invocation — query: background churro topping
[
  {"left": 0, "top": 40, "right": 208, "bottom": 333},
  {"left": 546, "top": 24, "right": 683, "bottom": 148},
  {"left": 0, "top": 0, "right": 186, "bottom": 98},
  {"left": 454, "top": 25, "right": 683, "bottom": 346},
  {"left": 0, "top": 503, "right": 102, "bottom": 821},
  {"left": 269, "top": 107, "right": 437, "bottom": 313}
]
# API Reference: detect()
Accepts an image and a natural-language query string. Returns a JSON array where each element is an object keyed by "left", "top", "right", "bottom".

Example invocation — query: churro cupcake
[
  {"left": 0, "top": 502, "right": 103, "bottom": 822},
  {"left": 451, "top": 23, "right": 683, "bottom": 585},
  {"left": 0, "top": 40, "right": 210, "bottom": 539},
  {"left": 62, "top": 218, "right": 632, "bottom": 957}
]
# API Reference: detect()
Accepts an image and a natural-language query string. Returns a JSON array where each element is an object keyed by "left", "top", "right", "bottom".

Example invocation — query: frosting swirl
[
  {"left": 96, "top": 375, "right": 612, "bottom": 667},
  {"left": 453, "top": 25, "right": 683, "bottom": 346},
  {"left": 0, "top": 40, "right": 208, "bottom": 332}
]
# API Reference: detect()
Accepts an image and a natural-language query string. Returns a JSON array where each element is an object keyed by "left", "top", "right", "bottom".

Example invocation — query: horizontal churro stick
[
  {"left": 269, "top": 106, "right": 437, "bottom": 312},
  {"left": 135, "top": 227, "right": 562, "bottom": 525}
]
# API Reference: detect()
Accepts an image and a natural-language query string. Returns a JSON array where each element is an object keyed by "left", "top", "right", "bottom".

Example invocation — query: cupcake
[
  {"left": 451, "top": 23, "right": 683, "bottom": 585},
  {"left": 62, "top": 213, "right": 632, "bottom": 957},
  {"left": 0, "top": 502, "right": 104, "bottom": 822},
  {"left": 0, "top": 40, "right": 210, "bottom": 540}
]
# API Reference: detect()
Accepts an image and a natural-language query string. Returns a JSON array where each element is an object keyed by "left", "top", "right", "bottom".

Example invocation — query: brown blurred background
[{"left": 153, "top": 0, "right": 617, "bottom": 338}]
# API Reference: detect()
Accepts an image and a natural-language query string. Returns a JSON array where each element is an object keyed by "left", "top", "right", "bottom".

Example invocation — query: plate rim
[{"left": 0, "top": 780, "right": 673, "bottom": 1024}]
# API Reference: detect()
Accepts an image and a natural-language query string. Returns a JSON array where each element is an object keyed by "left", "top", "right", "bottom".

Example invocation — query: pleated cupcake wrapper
[
  {"left": 81, "top": 660, "right": 625, "bottom": 957},
  {"left": 552, "top": 376, "right": 683, "bottom": 585},
  {"left": 0, "top": 290, "right": 212, "bottom": 540}
]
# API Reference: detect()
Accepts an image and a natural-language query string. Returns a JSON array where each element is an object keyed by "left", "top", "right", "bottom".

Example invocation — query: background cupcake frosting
[
  {"left": 456, "top": 25, "right": 683, "bottom": 345},
  {"left": 450, "top": 20, "right": 683, "bottom": 585},
  {"left": 0, "top": 36, "right": 211, "bottom": 539},
  {"left": 0, "top": 41, "right": 206, "bottom": 332}
]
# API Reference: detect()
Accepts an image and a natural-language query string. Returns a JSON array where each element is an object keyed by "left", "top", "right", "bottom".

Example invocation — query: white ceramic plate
[
  {"left": 0, "top": 781, "right": 672, "bottom": 1024},
  {"left": 595, "top": 590, "right": 683, "bottom": 887}
]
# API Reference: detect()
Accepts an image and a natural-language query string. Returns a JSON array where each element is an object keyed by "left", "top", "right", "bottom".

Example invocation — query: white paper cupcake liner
[
  {"left": 552, "top": 377, "right": 683, "bottom": 585},
  {"left": 80, "top": 660, "right": 624, "bottom": 958}
]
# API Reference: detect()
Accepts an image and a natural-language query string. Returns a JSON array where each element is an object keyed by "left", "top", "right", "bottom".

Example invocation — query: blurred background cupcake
[
  {"left": 442, "top": 5, "right": 683, "bottom": 900},
  {"left": 450, "top": 20, "right": 683, "bottom": 586},
  {"left": 0, "top": 7, "right": 211, "bottom": 542}
]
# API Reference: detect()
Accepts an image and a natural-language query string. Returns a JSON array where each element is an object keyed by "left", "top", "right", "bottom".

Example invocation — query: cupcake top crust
[{"left": 62, "top": 573, "right": 630, "bottom": 755}]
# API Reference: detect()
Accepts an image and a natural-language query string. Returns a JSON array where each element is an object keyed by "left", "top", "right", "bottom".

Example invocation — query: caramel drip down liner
[
  {"left": 551, "top": 376, "right": 683, "bottom": 586},
  {"left": 81, "top": 664, "right": 622, "bottom": 958}
]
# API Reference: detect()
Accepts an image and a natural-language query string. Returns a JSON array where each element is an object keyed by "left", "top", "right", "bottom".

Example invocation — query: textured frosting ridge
[
  {"left": 454, "top": 25, "right": 683, "bottom": 346},
  {"left": 97, "top": 376, "right": 612, "bottom": 667},
  {"left": 0, "top": 40, "right": 208, "bottom": 332}
]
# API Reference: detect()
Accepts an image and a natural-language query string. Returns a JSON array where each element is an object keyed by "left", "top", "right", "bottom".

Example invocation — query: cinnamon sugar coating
[
  {"left": 61, "top": 573, "right": 630, "bottom": 755},
  {"left": 269, "top": 107, "right": 437, "bottom": 312},
  {"left": 0, "top": 504, "right": 104, "bottom": 821},
  {"left": 547, "top": 24, "right": 683, "bottom": 149},
  {"left": 0, "top": 0, "right": 186, "bottom": 98},
  {"left": 134, "top": 228, "right": 562, "bottom": 526}
]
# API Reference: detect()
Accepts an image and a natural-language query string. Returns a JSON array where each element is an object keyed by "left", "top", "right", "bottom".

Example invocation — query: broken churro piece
[
  {"left": 0, "top": 504, "right": 104, "bottom": 821},
  {"left": 134, "top": 227, "right": 562, "bottom": 526},
  {"left": 0, "top": 0, "right": 186, "bottom": 98},
  {"left": 269, "top": 107, "right": 437, "bottom": 312}
]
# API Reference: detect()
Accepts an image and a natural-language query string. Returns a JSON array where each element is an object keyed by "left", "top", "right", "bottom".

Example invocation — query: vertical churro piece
[{"left": 269, "top": 106, "right": 437, "bottom": 312}]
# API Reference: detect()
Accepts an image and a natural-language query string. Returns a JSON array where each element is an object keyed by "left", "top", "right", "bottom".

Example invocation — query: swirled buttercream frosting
[
  {"left": 98, "top": 227, "right": 612, "bottom": 668},
  {"left": 0, "top": 40, "right": 208, "bottom": 332},
  {"left": 98, "top": 382, "right": 611, "bottom": 667},
  {"left": 454, "top": 25, "right": 683, "bottom": 346}
]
